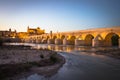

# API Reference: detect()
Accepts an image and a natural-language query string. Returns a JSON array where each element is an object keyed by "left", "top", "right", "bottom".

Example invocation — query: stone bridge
[{"left": 24, "top": 27, "right": 120, "bottom": 47}]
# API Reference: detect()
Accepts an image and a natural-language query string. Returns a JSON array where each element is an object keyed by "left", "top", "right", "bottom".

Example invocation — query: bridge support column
[
  {"left": 41, "top": 39, "right": 47, "bottom": 44},
  {"left": 63, "top": 38, "right": 69, "bottom": 45},
  {"left": 92, "top": 39, "right": 104, "bottom": 47},
  {"left": 47, "top": 39, "right": 54, "bottom": 44},
  {"left": 36, "top": 40, "right": 41, "bottom": 43},
  {"left": 55, "top": 39, "right": 62, "bottom": 45},
  {"left": 75, "top": 39, "right": 85, "bottom": 46},
  {"left": 29, "top": 39, "right": 32, "bottom": 43},
  {"left": 32, "top": 39, "right": 36, "bottom": 43}
]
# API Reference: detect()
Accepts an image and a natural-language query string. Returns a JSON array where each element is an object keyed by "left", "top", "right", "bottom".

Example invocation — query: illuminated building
[
  {"left": 0, "top": 28, "right": 17, "bottom": 38},
  {"left": 27, "top": 26, "right": 45, "bottom": 35}
]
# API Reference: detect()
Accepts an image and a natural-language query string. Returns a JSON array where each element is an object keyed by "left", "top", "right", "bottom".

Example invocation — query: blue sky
[{"left": 0, "top": 0, "right": 120, "bottom": 32}]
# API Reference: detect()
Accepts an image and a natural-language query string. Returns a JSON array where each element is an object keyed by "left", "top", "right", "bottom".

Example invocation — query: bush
[
  {"left": 50, "top": 54, "right": 58, "bottom": 63},
  {"left": 40, "top": 54, "right": 44, "bottom": 59}
]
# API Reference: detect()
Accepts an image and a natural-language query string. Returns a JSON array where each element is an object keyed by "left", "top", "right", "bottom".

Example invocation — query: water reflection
[
  {"left": 4, "top": 43, "right": 117, "bottom": 53},
  {"left": 33, "top": 44, "right": 93, "bottom": 52}
]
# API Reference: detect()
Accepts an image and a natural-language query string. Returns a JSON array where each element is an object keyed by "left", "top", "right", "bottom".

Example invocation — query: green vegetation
[
  {"left": 50, "top": 53, "right": 59, "bottom": 63},
  {"left": 40, "top": 54, "right": 44, "bottom": 59}
]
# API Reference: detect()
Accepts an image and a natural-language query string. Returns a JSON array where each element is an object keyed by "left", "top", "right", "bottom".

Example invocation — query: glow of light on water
[{"left": 91, "top": 53, "right": 105, "bottom": 57}]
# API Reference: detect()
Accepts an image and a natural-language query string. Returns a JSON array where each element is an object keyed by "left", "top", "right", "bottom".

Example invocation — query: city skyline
[{"left": 0, "top": 0, "right": 120, "bottom": 33}]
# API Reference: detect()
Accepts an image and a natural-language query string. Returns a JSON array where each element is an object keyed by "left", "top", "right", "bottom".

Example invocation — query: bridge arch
[
  {"left": 77, "top": 35, "right": 82, "bottom": 40},
  {"left": 61, "top": 35, "right": 65, "bottom": 40},
  {"left": 104, "top": 32, "right": 119, "bottom": 47},
  {"left": 60, "top": 35, "right": 66, "bottom": 44},
  {"left": 69, "top": 36, "right": 76, "bottom": 45},
  {"left": 46, "top": 36, "right": 50, "bottom": 40},
  {"left": 53, "top": 36, "right": 57, "bottom": 40},
  {"left": 85, "top": 34, "right": 94, "bottom": 46}
]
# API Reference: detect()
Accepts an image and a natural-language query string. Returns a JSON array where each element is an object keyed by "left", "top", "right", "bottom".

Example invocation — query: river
[{"left": 5, "top": 43, "right": 120, "bottom": 80}]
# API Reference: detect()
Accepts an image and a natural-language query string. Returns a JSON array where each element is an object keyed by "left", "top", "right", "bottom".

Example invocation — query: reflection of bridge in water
[{"left": 24, "top": 27, "right": 120, "bottom": 47}]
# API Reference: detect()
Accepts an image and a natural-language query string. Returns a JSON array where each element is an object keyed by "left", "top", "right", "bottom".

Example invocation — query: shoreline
[
  {"left": 0, "top": 45, "right": 65, "bottom": 80},
  {"left": 5, "top": 54, "right": 65, "bottom": 80},
  {"left": 81, "top": 48, "right": 120, "bottom": 59}
]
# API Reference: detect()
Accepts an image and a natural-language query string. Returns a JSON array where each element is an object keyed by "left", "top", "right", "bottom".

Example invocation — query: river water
[{"left": 5, "top": 43, "right": 120, "bottom": 80}]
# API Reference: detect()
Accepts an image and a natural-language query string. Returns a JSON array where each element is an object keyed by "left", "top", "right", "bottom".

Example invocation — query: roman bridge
[{"left": 24, "top": 27, "right": 120, "bottom": 47}]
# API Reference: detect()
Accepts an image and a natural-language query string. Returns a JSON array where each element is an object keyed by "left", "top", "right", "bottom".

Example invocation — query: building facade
[
  {"left": 27, "top": 26, "right": 45, "bottom": 35},
  {"left": 0, "top": 28, "right": 17, "bottom": 38}
]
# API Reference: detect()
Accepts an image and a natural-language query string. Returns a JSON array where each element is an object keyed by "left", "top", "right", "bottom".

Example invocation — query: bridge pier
[
  {"left": 29, "top": 39, "right": 32, "bottom": 43},
  {"left": 41, "top": 39, "right": 47, "bottom": 44},
  {"left": 36, "top": 39, "right": 41, "bottom": 43},
  {"left": 55, "top": 39, "right": 62, "bottom": 45},
  {"left": 47, "top": 39, "right": 54, "bottom": 44},
  {"left": 75, "top": 39, "right": 85, "bottom": 46},
  {"left": 92, "top": 39, "right": 104, "bottom": 47},
  {"left": 63, "top": 38, "right": 69, "bottom": 45},
  {"left": 32, "top": 39, "right": 36, "bottom": 43}
]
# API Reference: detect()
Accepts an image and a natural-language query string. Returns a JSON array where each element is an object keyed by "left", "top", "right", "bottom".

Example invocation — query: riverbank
[
  {"left": 0, "top": 45, "right": 65, "bottom": 80},
  {"left": 82, "top": 48, "right": 120, "bottom": 59},
  {"left": 95, "top": 48, "right": 120, "bottom": 59}
]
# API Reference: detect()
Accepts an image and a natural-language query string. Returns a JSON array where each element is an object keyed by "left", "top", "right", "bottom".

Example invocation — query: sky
[{"left": 0, "top": 0, "right": 120, "bottom": 33}]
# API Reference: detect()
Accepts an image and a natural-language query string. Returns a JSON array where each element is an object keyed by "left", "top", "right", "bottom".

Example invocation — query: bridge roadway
[{"left": 23, "top": 27, "right": 120, "bottom": 47}]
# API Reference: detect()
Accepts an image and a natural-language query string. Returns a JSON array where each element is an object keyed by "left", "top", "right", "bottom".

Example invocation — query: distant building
[
  {"left": 0, "top": 28, "right": 17, "bottom": 38},
  {"left": 17, "top": 32, "right": 28, "bottom": 39},
  {"left": 0, "top": 26, "right": 45, "bottom": 40},
  {"left": 27, "top": 26, "right": 45, "bottom": 35}
]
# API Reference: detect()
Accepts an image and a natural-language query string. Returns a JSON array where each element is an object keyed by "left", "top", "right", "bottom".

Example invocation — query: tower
[
  {"left": 27, "top": 26, "right": 29, "bottom": 33},
  {"left": 9, "top": 28, "right": 11, "bottom": 32}
]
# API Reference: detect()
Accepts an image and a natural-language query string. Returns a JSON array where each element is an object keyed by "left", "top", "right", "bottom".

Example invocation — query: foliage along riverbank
[
  {"left": 94, "top": 48, "right": 120, "bottom": 59},
  {"left": 0, "top": 45, "right": 65, "bottom": 80},
  {"left": 81, "top": 48, "right": 120, "bottom": 59}
]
